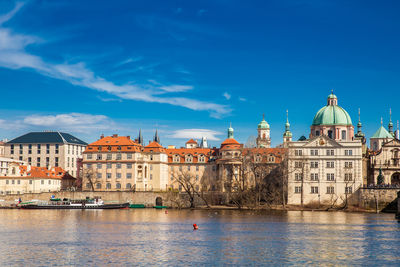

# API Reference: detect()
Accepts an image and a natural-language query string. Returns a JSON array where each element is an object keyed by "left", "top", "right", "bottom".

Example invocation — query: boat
[
  {"left": 129, "top": 204, "right": 146, "bottom": 208},
  {"left": 153, "top": 205, "right": 168, "bottom": 209},
  {"left": 19, "top": 197, "right": 129, "bottom": 209}
]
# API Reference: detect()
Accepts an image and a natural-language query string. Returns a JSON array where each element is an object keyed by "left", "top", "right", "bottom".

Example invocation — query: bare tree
[
  {"left": 82, "top": 168, "right": 95, "bottom": 192},
  {"left": 245, "top": 136, "right": 257, "bottom": 148},
  {"left": 171, "top": 170, "right": 210, "bottom": 208}
]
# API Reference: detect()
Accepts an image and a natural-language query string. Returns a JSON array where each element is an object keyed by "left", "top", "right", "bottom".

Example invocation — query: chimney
[
  {"left": 112, "top": 134, "right": 118, "bottom": 138},
  {"left": 100, "top": 134, "right": 104, "bottom": 139},
  {"left": 127, "top": 136, "right": 130, "bottom": 140}
]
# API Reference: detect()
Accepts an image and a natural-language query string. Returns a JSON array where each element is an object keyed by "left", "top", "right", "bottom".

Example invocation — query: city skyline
[{"left": 0, "top": 1, "right": 399, "bottom": 146}]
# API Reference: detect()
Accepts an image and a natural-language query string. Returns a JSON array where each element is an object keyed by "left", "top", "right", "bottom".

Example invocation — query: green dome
[
  {"left": 258, "top": 118, "right": 270, "bottom": 129},
  {"left": 312, "top": 105, "right": 352, "bottom": 126}
]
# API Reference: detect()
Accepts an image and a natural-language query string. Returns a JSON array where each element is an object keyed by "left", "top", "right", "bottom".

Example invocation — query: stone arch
[
  {"left": 391, "top": 172, "right": 400, "bottom": 185},
  {"left": 155, "top": 196, "right": 163, "bottom": 206}
]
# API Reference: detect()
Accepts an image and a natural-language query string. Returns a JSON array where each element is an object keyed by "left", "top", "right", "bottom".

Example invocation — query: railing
[{"left": 361, "top": 184, "right": 400, "bottom": 189}]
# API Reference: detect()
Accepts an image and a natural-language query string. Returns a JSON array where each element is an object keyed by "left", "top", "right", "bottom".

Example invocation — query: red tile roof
[
  {"left": 143, "top": 141, "right": 166, "bottom": 152},
  {"left": 186, "top": 139, "right": 197, "bottom": 144},
  {"left": 84, "top": 135, "right": 142, "bottom": 153},
  {"left": 166, "top": 148, "right": 215, "bottom": 163}
]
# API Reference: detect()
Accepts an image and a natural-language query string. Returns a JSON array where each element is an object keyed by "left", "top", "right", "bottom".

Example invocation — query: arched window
[
  {"left": 106, "top": 183, "right": 111, "bottom": 189},
  {"left": 116, "top": 183, "right": 121, "bottom": 189},
  {"left": 126, "top": 183, "right": 131, "bottom": 189},
  {"left": 185, "top": 154, "right": 193, "bottom": 163},
  {"left": 341, "top": 130, "right": 346, "bottom": 140},
  {"left": 373, "top": 142, "right": 378, "bottom": 151},
  {"left": 174, "top": 155, "right": 180, "bottom": 163},
  {"left": 96, "top": 183, "right": 101, "bottom": 189}
]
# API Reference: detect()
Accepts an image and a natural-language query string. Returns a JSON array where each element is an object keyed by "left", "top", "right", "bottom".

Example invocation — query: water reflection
[{"left": 0, "top": 209, "right": 399, "bottom": 265}]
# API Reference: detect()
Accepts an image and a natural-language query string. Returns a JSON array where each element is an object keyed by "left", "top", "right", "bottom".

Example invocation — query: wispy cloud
[
  {"left": 23, "top": 113, "right": 115, "bottom": 133},
  {"left": 167, "top": 128, "right": 223, "bottom": 141},
  {"left": 0, "top": 4, "right": 231, "bottom": 118},
  {"left": 238, "top": 97, "right": 247, "bottom": 101},
  {"left": 223, "top": 92, "right": 231, "bottom": 100}
]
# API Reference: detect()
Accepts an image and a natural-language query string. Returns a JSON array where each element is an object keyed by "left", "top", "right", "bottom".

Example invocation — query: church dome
[
  {"left": 312, "top": 93, "right": 352, "bottom": 126},
  {"left": 258, "top": 115, "right": 270, "bottom": 129}
]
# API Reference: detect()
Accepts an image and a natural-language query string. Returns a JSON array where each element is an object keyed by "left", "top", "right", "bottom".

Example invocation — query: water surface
[{"left": 0, "top": 209, "right": 399, "bottom": 266}]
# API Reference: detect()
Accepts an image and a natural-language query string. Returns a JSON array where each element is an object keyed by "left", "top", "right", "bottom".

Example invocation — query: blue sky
[{"left": 0, "top": 0, "right": 399, "bottom": 147}]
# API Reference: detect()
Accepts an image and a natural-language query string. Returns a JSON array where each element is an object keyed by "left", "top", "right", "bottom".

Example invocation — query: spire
[
  {"left": 396, "top": 120, "right": 400, "bottom": 140},
  {"left": 138, "top": 129, "right": 143, "bottom": 145},
  {"left": 355, "top": 108, "right": 365, "bottom": 138},
  {"left": 388, "top": 108, "right": 394, "bottom": 135},
  {"left": 283, "top": 109, "right": 292, "bottom": 141},
  {"left": 154, "top": 129, "right": 160, "bottom": 143},
  {"left": 381, "top": 117, "right": 383, "bottom": 126},
  {"left": 228, "top": 123, "right": 234, "bottom": 139}
]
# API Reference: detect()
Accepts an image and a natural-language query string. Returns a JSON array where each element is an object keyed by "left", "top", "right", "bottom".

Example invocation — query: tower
[
  {"left": 388, "top": 108, "right": 394, "bottom": 136},
  {"left": 154, "top": 129, "right": 160, "bottom": 143},
  {"left": 283, "top": 110, "right": 292, "bottom": 146},
  {"left": 354, "top": 108, "right": 365, "bottom": 142},
  {"left": 228, "top": 123, "right": 234, "bottom": 139},
  {"left": 200, "top": 136, "right": 208, "bottom": 148},
  {"left": 138, "top": 129, "right": 143, "bottom": 146},
  {"left": 256, "top": 114, "right": 271, "bottom": 148}
]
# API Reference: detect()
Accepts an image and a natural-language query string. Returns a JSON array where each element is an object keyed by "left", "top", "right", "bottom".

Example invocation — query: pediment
[
  {"left": 383, "top": 138, "right": 400, "bottom": 147},
  {"left": 301, "top": 135, "right": 342, "bottom": 148}
]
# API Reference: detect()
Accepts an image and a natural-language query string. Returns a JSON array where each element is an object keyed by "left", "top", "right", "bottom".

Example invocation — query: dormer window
[
  {"left": 185, "top": 154, "right": 193, "bottom": 163},
  {"left": 108, "top": 146, "right": 112, "bottom": 151},
  {"left": 173, "top": 155, "right": 180, "bottom": 163}
]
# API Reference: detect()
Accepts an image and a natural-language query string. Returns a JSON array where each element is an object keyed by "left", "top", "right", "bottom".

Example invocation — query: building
[
  {"left": 4, "top": 131, "right": 87, "bottom": 177},
  {"left": 0, "top": 141, "right": 5, "bottom": 156},
  {"left": 0, "top": 164, "right": 70, "bottom": 195},
  {"left": 82, "top": 133, "right": 168, "bottom": 192},
  {"left": 0, "top": 157, "right": 27, "bottom": 176},
  {"left": 370, "top": 119, "right": 394, "bottom": 152},
  {"left": 256, "top": 115, "right": 271, "bottom": 148},
  {"left": 369, "top": 138, "right": 400, "bottom": 185},
  {"left": 288, "top": 93, "right": 363, "bottom": 206}
]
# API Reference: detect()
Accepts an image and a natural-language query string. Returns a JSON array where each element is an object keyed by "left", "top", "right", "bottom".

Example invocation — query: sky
[{"left": 0, "top": 0, "right": 399, "bottom": 147}]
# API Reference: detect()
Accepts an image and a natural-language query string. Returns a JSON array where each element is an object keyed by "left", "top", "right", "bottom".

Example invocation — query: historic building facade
[
  {"left": 4, "top": 132, "right": 87, "bottom": 177},
  {"left": 288, "top": 93, "right": 363, "bottom": 206}
]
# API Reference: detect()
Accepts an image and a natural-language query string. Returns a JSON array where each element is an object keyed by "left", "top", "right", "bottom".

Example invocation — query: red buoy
[
  {"left": 193, "top": 224, "right": 198, "bottom": 230},
  {"left": 165, "top": 210, "right": 168, "bottom": 214}
]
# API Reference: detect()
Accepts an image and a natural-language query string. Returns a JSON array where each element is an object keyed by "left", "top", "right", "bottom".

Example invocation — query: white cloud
[
  {"left": 239, "top": 97, "right": 247, "bottom": 101},
  {"left": 0, "top": 4, "right": 232, "bottom": 118},
  {"left": 167, "top": 128, "right": 222, "bottom": 141},
  {"left": 223, "top": 92, "right": 231, "bottom": 100},
  {"left": 23, "top": 113, "right": 114, "bottom": 133}
]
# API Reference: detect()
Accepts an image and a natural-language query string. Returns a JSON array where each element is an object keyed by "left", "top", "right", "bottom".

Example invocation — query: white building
[
  {"left": 287, "top": 93, "right": 363, "bottom": 206},
  {"left": 0, "top": 157, "right": 27, "bottom": 176}
]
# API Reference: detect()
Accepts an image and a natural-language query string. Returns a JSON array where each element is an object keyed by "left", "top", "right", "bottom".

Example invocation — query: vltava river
[{"left": 0, "top": 209, "right": 399, "bottom": 266}]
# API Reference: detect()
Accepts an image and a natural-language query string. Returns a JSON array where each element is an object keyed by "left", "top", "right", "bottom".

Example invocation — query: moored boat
[{"left": 19, "top": 197, "right": 129, "bottom": 209}]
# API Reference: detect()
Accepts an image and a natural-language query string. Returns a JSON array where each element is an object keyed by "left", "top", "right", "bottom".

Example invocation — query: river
[{"left": 0, "top": 209, "right": 399, "bottom": 266}]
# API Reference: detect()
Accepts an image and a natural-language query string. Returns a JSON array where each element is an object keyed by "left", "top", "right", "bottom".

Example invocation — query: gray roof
[{"left": 7, "top": 132, "right": 87, "bottom": 145}]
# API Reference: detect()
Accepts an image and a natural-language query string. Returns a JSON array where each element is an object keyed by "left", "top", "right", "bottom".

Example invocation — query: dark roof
[{"left": 7, "top": 132, "right": 87, "bottom": 145}]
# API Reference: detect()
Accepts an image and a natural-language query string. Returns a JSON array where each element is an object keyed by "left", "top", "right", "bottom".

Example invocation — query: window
[
  {"left": 185, "top": 154, "right": 193, "bottom": 163},
  {"left": 37, "top": 157, "right": 41, "bottom": 167},
  {"left": 341, "top": 130, "right": 346, "bottom": 140},
  {"left": 97, "top": 173, "right": 102, "bottom": 179},
  {"left": 295, "top": 161, "right": 303, "bottom": 168},
  {"left": 150, "top": 164, "right": 153, "bottom": 170},
  {"left": 19, "top": 144, "right": 23, "bottom": 154},
  {"left": 199, "top": 155, "right": 205, "bottom": 163},
  {"left": 46, "top": 157, "right": 49, "bottom": 167},
  {"left": 326, "top": 162, "right": 334, "bottom": 168},
  {"left": 106, "top": 183, "right": 111, "bottom": 189},
  {"left": 107, "top": 154, "right": 112, "bottom": 160},
  {"left": 295, "top": 150, "right": 303, "bottom": 156},
  {"left": 87, "top": 154, "right": 92, "bottom": 159},
  {"left": 212, "top": 166, "right": 216, "bottom": 171},
  {"left": 10, "top": 144, "right": 14, "bottom": 154},
  {"left": 29, "top": 180, "right": 32, "bottom": 185},
  {"left": 310, "top": 149, "right": 318, "bottom": 156},
  {"left": 116, "top": 183, "right": 121, "bottom": 189},
  {"left": 326, "top": 186, "right": 334, "bottom": 194},
  {"left": 294, "top": 186, "right": 302, "bottom": 194},
  {"left": 37, "top": 144, "right": 41, "bottom": 154},
  {"left": 127, "top": 153, "right": 132, "bottom": 159},
  {"left": 127, "top": 173, "right": 132, "bottom": 179},
  {"left": 116, "top": 163, "right": 121, "bottom": 169},
  {"left": 179, "top": 185, "right": 182, "bottom": 191},
  {"left": 196, "top": 175, "right": 199, "bottom": 181},
  {"left": 327, "top": 173, "right": 335, "bottom": 181},
  {"left": 196, "top": 166, "right": 199, "bottom": 171},
  {"left": 345, "top": 187, "right": 352, "bottom": 194},
  {"left": 48, "top": 180, "right": 51, "bottom": 185},
  {"left": 28, "top": 144, "right": 32, "bottom": 154},
  {"left": 6, "top": 180, "right": 9, "bottom": 184},
  {"left": 96, "top": 183, "right": 101, "bottom": 189},
  {"left": 150, "top": 174, "right": 153, "bottom": 180},
  {"left": 127, "top": 163, "right": 132, "bottom": 169},
  {"left": 28, "top": 157, "right": 32, "bottom": 164},
  {"left": 116, "top": 173, "right": 121, "bottom": 179},
  {"left": 55, "top": 157, "right": 59, "bottom": 167},
  {"left": 150, "top": 155, "right": 153, "bottom": 161},
  {"left": 311, "top": 186, "right": 319, "bottom": 194},
  {"left": 345, "top": 150, "right": 353, "bottom": 156},
  {"left": 116, "top": 153, "right": 122, "bottom": 160},
  {"left": 106, "top": 163, "right": 111, "bottom": 169},
  {"left": 55, "top": 144, "right": 59, "bottom": 154},
  {"left": 328, "top": 130, "right": 333, "bottom": 139},
  {"left": 326, "top": 150, "right": 334, "bottom": 156},
  {"left": 345, "top": 162, "right": 353, "bottom": 168},
  {"left": 41, "top": 180, "right": 44, "bottom": 185},
  {"left": 126, "top": 183, "right": 132, "bottom": 189},
  {"left": 96, "top": 163, "right": 101, "bottom": 169},
  {"left": 173, "top": 155, "right": 180, "bottom": 163},
  {"left": 46, "top": 144, "right": 50, "bottom": 154},
  {"left": 187, "top": 166, "right": 190, "bottom": 171},
  {"left": 97, "top": 154, "right": 102, "bottom": 160},
  {"left": 294, "top": 173, "right": 303, "bottom": 181},
  {"left": 106, "top": 173, "right": 111, "bottom": 179},
  {"left": 86, "top": 183, "right": 91, "bottom": 189},
  {"left": 86, "top": 163, "right": 92, "bottom": 169},
  {"left": 344, "top": 173, "right": 353, "bottom": 181},
  {"left": 19, "top": 156, "right": 23, "bottom": 161},
  {"left": 315, "top": 130, "right": 320, "bottom": 136},
  {"left": 373, "top": 142, "right": 378, "bottom": 151},
  {"left": 310, "top": 173, "right": 319, "bottom": 181},
  {"left": 310, "top": 162, "right": 319, "bottom": 168}
]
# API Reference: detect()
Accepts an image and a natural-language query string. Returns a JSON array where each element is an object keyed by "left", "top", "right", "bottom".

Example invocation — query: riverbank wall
[{"left": 354, "top": 188, "right": 399, "bottom": 212}]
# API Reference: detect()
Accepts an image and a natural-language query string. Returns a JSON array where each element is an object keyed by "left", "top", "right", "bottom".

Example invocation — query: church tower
[
  {"left": 354, "top": 108, "right": 366, "bottom": 143},
  {"left": 256, "top": 114, "right": 271, "bottom": 148},
  {"left": 388, "top": 108, "right": 394, "bottom": 137},
  {"left": 283, "top": 110, "right": 292, "bottom": 146}
]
